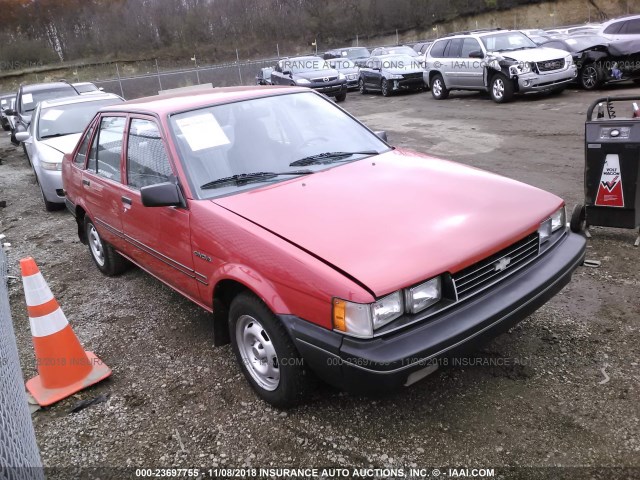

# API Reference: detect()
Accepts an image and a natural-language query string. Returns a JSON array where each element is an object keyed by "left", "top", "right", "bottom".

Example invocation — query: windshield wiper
[
  {"left": 200, "top": 170, "right": 313, "bottom": 190},
  {"left": 40, "top": 133, "right": 73, "bottom": 139},
  {"left": 289, "top": 150, "right": 379, "bottom": 167}
]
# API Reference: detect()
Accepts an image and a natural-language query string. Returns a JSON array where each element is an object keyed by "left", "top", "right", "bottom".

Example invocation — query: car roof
[
  {"left": 282, "top": 55, "right": 323, "bottom": 61},
  {"left": 602, "top": 14, "right": 640, "bottom": 26},
  {"left": 19, "top": 82, "right": 76, "bottom": 93},
  {"left": 72, "top": 82, "right": 96, "bottom": 86},
  {"left": 39, "top": 93, "right": 122, "bottom": 109},
  {"left": 100, "top": 86, "right": 307, "bottom": 116}
]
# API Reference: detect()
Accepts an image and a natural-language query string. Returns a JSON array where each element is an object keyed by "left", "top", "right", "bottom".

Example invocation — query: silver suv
[{"left": 424, "top": 29, "right": 577, "bottom": 103}]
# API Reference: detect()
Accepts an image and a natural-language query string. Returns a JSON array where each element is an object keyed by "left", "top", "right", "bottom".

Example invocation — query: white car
[
  {"left": 599, "top": 15, "right": 640, "bottom": 41},
  {"left": 16, "top": 93, "right": 123, "bottom": 211}
]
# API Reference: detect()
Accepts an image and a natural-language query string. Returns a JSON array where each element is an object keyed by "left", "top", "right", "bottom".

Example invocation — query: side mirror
[
  {"left": 141, "top": 182, "right": 183, "bottom": 208},
  {"left": 468, "top": 50, "right": 484, "bottom": 59},
  {"left": 15, "top": 131, "right": 30, "bottom": 143},
  {"left": 374, "top": 130, "right": 388, "bottom": 142},
  {"left": 98, "top": 87, "right": 105, "bottom": 91},
  {"left": 282, "top": 70, "right": 292, "bottom": 76},
  {"left": 4, "top": 108, "right": 15, "bottom": 116}
]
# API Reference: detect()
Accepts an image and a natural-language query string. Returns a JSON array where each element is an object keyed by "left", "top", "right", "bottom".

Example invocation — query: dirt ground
[{"left": 1, "top": 83, "right": 639, "bottom": 479}]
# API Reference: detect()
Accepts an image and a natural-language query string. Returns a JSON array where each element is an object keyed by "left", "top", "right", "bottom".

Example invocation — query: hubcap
[
  {"left": 88, "top": 224, "right": 105, "bottom": 267},
  {"left": 236, "top": 315, "right": 279, "bottom": 391},
  {"left": 493, "top": 79, "right": 504, "bottom": 99},
  {"left": 433, "top": 79, "right": 442, "bottom": 96},
  {"left": 583, "top": 66, "right": 596, "bottom": 88}
]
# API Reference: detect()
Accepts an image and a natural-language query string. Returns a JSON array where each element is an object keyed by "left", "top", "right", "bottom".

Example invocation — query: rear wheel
[
  {"left": 229, "top": 292, "right": 313, "bottom": 408},
  {"left": 489, "top": 73, "right": 514, "bottom": 103},
  {"left": 84, "top": 218, "right": 129, "bottom": 276},
  {"left": 579, "top": 63, "right": 603, "bottom": 90},
  {"left": 381, "top": 78, "right": 391, "bottom": 97},
  {"left": 431, "top": 74, "right": 449, "bottom": 100}
]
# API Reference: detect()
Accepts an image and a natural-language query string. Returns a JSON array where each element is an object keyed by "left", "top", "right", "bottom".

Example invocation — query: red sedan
[{"left": 62, "top": 86, "right": 586, "bottom": 407}]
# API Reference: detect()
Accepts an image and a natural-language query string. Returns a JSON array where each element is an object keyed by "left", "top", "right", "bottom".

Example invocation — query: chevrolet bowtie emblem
[{"left": 494, "top": 257, "right": 511, "bottom": 272}]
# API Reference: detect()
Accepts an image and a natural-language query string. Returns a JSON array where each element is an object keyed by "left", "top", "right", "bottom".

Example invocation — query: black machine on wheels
[{"left": 571, "top": 96, "right": 640, "bottom": 247}]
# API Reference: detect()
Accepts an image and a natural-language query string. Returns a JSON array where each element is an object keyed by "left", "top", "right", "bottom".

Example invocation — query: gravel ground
[{"left": 1, "top": 83, "right": 639, "bottom": 479}]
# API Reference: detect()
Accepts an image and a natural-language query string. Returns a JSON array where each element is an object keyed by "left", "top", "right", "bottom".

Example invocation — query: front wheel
[
  {"left": 381, "top": 78, "right": 391, "bottom": 97},
  {"left": 39, "top": 183, "right": 63, "bottom": 212},
  {"left": 489, "top": 73, "right": 514, "bottom": 103},
  {"left": 570, "top": 204, "right": 586, "bottom": 233},
  {"left": 431, "top": 74, "right": 449, "bottom": 100},
  {"left": 84, "top": 218, "right": 129, "bottom": 276},
  {"left": 579, "top": 64, "right": 603, "bottom": 90},
  {"left": 359, "top": 78, "right": 367, "bottom": 94},
  {"left": 335, "top": 92, "right": 346, "bottom": 103},
  {"left": 229, "top": 292, "right": 313, "bottom": 408}
]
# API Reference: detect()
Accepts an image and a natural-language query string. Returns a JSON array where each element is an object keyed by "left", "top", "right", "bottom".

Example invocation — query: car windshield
[
  {"left": 381, "top": 54, "right": 422, "bottom": 69},
  {"left": 328, "top": 58, "right": 356, "bottom": 69},
  {"left": 170, "top": 91, "right": 390, "bottom": 199},
  {"left": 343, "top": 48, "right": 370, "bottom": 59},
  {"left": 37, "top": 98, "right": 122, "bottom": 139},
  {"left": 281, "top": 57, "right": 330, "bottom": 73},
  {"left": 384, "top": 46, "right": 419, "bottom": 57},
  {"left": 481, "top": 32, "right": 538, "bottom": 51},
  {"left": 20, "top": 87, "right": 77, "bottom": 114}
]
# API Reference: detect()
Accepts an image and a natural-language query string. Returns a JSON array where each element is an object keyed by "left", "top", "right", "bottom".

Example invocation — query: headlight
[
  {"left": 41, "top": 160, "right": 62, "bottom": 171},
  {"left": 387, "top": 74, "right": 403, "bottom": 80},
  {"left": 333, "top": 291, "right": 404, "bottom": 338},
  {"left": 338, "top": 73, "right": 346, "bottom": 80},
  {"left": 565, "top": 55, "right": 573, "bottom": 66},
  {"left": 538, "top": 206, "right": 566, "bottom": 244},
  {"left": 296, "top": 78, "right": 311, "bottom": 85},
  {"left": 509, "top": 62, "right": 532, "bottom": 75},
  {"left": 347, "top": 73, "right": 357, "bottom": 80},
  {"left": 404, "top": 277, "right": 441, "bottom": 314}
]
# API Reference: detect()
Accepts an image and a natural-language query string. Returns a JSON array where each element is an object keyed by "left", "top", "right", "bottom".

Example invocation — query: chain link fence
[{"left": 0, "top": 247, "right": 44, "bottom": 480}]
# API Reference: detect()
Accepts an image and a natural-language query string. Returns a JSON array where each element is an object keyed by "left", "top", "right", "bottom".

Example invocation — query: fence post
[
  {"left": 115, "top": 63, "right": 125, "bottom": 99},
  {"left": 236, "top": 49, "right": 243, "bottom": 85},
  {"left": 0, "top": 247, "right": 45, "bottom": 480},
  {"left": 155, "top": 59, "right": 163, "bottom": 92}
]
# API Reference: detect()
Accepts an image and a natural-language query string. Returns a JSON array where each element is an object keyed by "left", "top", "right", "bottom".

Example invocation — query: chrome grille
[
  {"left": 311, "top": 76, "right": 338, "bottom": 83},
  {"left": 536, "top": 58, "right": 565, "bottom": 72},
  {"left": 453, "top": 233, "right": 539, "bottom": 300}
]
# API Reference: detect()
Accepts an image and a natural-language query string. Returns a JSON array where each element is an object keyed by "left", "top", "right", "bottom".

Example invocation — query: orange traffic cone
[{"left": 20, "top": 257, "right": 111, "bottom": 406}]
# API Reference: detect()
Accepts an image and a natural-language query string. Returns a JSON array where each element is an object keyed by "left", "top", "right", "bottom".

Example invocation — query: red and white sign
[{"left": 595, "top": 154, "right": 625, "bottom": 208}]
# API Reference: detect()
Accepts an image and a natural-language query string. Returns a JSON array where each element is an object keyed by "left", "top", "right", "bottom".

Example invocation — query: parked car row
[
  {"left": 2, "top": 80, "right": 121, "bottom": 210},
  {"left": 253, "top": 15, "right": 640, "bottom": 104}
]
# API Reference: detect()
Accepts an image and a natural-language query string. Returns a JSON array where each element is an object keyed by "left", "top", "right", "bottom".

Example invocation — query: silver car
[
  {"left": 16, "top": 93, "right": 123, "bottom": 211},
  {"left": 425, "top": 29, "right": 577, "bottom": 103},
  {"left": 599, "top": 15, "right": 640, "bottom": 41}
]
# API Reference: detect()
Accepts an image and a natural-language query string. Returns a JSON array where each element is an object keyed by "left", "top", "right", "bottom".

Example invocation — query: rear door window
[
  {"left": 91, "top": 116, "right": 125, "bottom": 182},
  {"left": 621, "top": 19, "right": 640, "bottom": 34},
  {"left": 445, "top": 38, "right": 464, "bottom": 58},
  {"left": 430, "top": 40, "right": 448, "bottom": 58}
]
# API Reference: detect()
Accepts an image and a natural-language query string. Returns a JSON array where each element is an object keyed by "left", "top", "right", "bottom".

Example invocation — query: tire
[
  {"left": 633, "top": 79, "right": 640, "bottom": 85},
  {"left": 229, "top": 292, "right": 313, "bottom": 408},
  {"left": 84, "top": 218, "right": 129, "bottom": 276},
  {"left": 335, "top": 92, "right": 346, "bottom": 103},
  {"left": 579, "top": 64, "right": 603, "bottom": 90},
  {"left": 2, "top": 124, "right": 9, "bottom": 131},
  {"left": 430, "top": 74, "right": 449, "bottom": 100},
  {"left": 381, "top": 78, "right": 391, "bottom": 97},
  {"left": 359, "top": 78, "right": 367, "bottom": 94},
  {"left": 489, "top": 73, "right": 514, "bottom": 103},
  {"left": 570, "top": 204, "right": 586, "bottom": 233}
]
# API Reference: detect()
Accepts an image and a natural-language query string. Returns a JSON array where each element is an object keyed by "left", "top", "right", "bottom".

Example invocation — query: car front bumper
[
  {"left": 280, "top": 232, "right": 586, "bottom": 392},
  {"left": 516, "top": 65, "right": 577, "bottom": 92},
  {"left": 310, "top": 81, "right": 348, "bottom": 97},
  {"left": 37, "top": 167, "right": 65, "bottom": 203}
]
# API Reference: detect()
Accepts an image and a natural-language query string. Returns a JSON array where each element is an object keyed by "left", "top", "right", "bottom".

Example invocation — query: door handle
[
  {"left": 121, "top": 196, "right": 132, "bottom": 205},
  {"left": 82, "top": 179, "right": 90, "bottom": 186}
]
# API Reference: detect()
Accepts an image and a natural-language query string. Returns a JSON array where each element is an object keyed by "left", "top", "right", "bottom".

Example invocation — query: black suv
[{"left": 8, "top": 82, "right": 78, "bottom": 147}]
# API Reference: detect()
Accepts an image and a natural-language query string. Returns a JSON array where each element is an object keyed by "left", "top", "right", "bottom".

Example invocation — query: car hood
[
  {"left": 294, "top": 69, "right": 340, "bottom": 80},
  {"left": 495, "top": 47, "right": 570, "bottom": 62},
  {"left": 40, "top": 133, "right": 82, "bottom": 155},
  {"left": 213, "top": 149, "right": 562, "bottom": 297}
]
